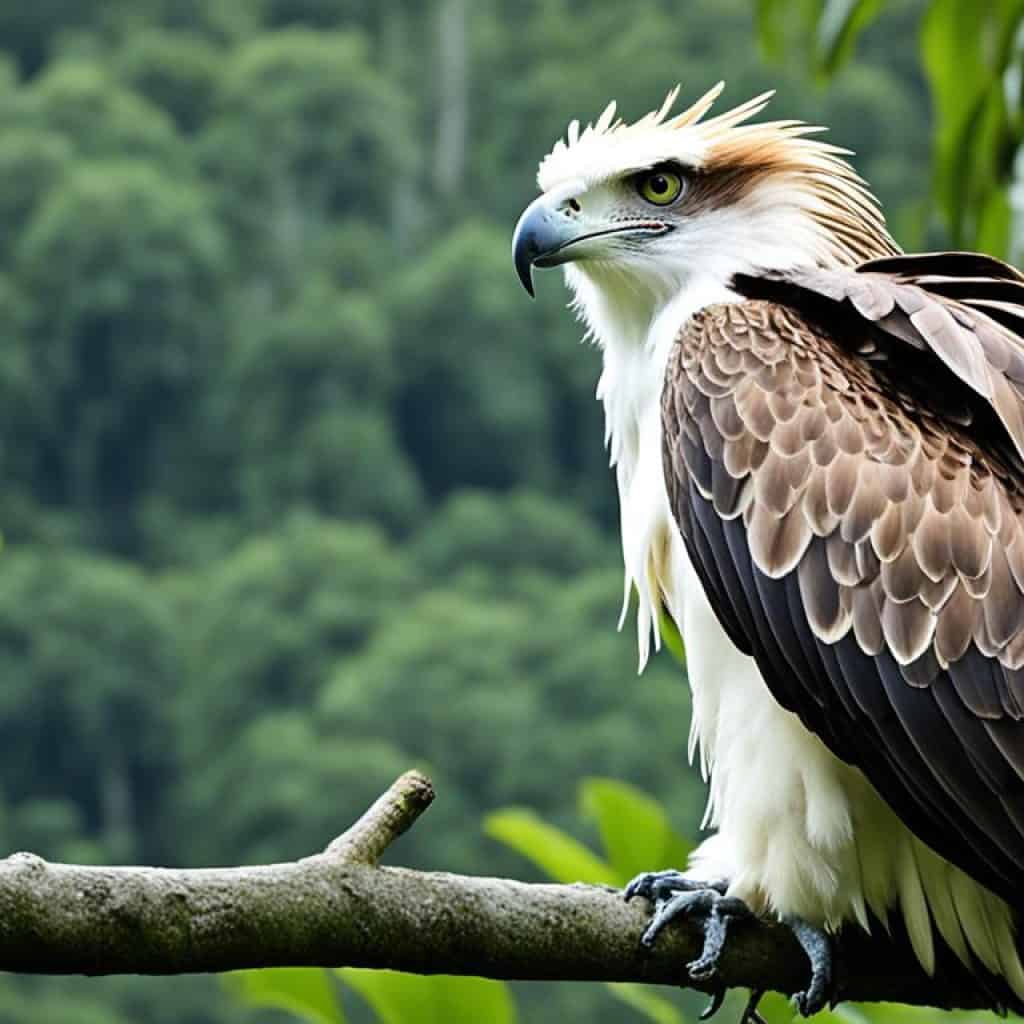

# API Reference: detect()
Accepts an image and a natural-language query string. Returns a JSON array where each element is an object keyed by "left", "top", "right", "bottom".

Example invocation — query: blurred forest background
[{"left": 0, "top": 0, "right": 1006, "bottom": 1021}]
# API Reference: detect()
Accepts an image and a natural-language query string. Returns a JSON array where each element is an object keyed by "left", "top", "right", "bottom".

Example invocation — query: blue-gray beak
[
  {"left": 512, "top": 194, "right": 579, "bottom": 298},
  {"left": 512, "top": 192, "right": 673, "bottom": 298}
]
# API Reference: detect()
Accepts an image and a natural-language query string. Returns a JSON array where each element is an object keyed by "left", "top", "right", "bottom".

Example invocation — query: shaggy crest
[{"left": 537, "top": 82, "right": 898, "bottom": 266}]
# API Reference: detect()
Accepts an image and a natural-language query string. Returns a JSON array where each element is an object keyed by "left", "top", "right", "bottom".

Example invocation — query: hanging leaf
[
  {"left": 580, "top": 778, "right": 692, "bottom": 884},
  {"left": 816, "top": 0, "right": 885, "bottom": 73},
  {"left": 338, "top": 969, "right": 515, "bottom": 1024},
  {"left": 921, "top": 0, "right": 1022, "bottom": 247},
  {"left": 224, "top": 968, "right": 344, "bottom": 1024},
  {"left": 484, "top": 807, "right": 618, "bottom": 885},
  {"left": 756, "top": 0, "right": 823, "bottom": 62}
]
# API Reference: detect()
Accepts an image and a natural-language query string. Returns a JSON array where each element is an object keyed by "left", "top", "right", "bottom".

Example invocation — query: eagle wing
[{"left": 661, "top": 254, "right": 1024, "bottom": 908}]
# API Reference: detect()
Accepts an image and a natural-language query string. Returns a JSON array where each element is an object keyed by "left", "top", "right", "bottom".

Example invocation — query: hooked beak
[
  {"left": 512, "top": 193, "right": 580, "bottom": 297},
  {"left": 512, "top": 192, "right": 672, "bottom": 297}
]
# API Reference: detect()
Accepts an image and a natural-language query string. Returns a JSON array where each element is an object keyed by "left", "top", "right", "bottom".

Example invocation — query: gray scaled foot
[{"left": 624, "top": 870, "right": 834, "bottom": 1019}]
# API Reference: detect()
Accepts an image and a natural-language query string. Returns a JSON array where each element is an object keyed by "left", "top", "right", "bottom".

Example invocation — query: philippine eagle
[{"left": 513, "top": 83, "right": 1024, "bottom": 1017}]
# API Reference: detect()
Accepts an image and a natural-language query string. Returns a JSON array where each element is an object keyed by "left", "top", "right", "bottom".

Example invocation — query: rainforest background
[{"left": 0, "top": 1, "right": 990, "bottom": 1021}]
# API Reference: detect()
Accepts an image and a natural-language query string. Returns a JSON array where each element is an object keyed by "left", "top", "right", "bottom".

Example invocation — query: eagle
[{"left": 512, "top": 82, "right": 1024, "bottom": 1018}]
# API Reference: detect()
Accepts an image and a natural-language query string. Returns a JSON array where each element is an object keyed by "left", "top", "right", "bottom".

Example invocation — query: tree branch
[{"left": 0, "top": 771, "right": 998, "bottom": 1012}]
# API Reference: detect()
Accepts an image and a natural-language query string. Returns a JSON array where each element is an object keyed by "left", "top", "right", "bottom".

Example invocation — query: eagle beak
[
  {"left": 512, "top": 192, "right": 583, "bottom": 298},
  {"left": 513, "top": 188, "right": 673, "bottom": 297}
]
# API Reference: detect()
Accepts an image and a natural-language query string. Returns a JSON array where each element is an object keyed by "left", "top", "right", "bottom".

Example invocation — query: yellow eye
[{"left": 637, "top": 169, "right": 683, "bottom": 206}]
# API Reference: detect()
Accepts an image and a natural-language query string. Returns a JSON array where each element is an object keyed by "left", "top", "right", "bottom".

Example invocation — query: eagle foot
[
  {"left": 624, "top": 873, "right": 833, "bottom": 1019},
  {"left": 623, "top": 870, "right": 748, "bottom": 979}
]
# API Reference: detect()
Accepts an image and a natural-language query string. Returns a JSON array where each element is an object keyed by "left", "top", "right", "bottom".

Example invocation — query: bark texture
[{"left": 0, "top": 771, "right": 997, "bottom": 1012}]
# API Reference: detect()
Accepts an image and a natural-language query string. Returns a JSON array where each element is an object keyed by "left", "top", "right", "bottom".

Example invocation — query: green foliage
[
  {"left": 756, "top": 0, "right": 887, "bottom": 74},
  {"left": 215, "top": 277, "right": 423, "bottom": 534},
  {"left": 226, "top": 969, "right": 345, "bottom": 1024},
  {"left": 0, "top": 549, "right": 178, "bottom": 862},
  {"left": 411, "top": 489, "right": 613, "bottom": 579},
  {"left": 487, "top": 777, "right": 691, "bottom": 886},
  {"left": 759, "top": 0, "right": 1024, "bottom": 255},
  {"left": 199, "top": 28, "right": 408, "bottom": 277},
  {"left": 485, "top": 808, "right": 620, "bottom": 885},
  {"left": 488, "top": 780, "right": 694, "bottom": 1024},
  {"left": 116, "top": 30, "right": 221, "bottom": 133},
  {"left": 320, "top": 571, "right": 694, "bottom": 876},
  {"left": 580, "top": 778, "right": 692, "bottom": 883},
  {"left": 0, "top": 4, "right": 975, "bottom": 1023},
  {"left": 224, "top": 965, "right": 518, "bottom": 1024},
  {"left": 604, "top": 984, "right": 687, "bottom": 1024},
  {"left": 339, "top": 970, "right": 516, "bottom": 1024},
  {"left": 919, "top": 0, "right": 1020, "bottom": 249}
]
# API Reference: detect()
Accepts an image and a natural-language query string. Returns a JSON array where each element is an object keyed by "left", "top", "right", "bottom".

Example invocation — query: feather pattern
[{"left": 662, "top": 280, "right": 1024, "bottom": 999}]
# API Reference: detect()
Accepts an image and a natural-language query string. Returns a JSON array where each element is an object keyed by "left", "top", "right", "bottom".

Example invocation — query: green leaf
[
  {"left": 659, "top": 609, "right": 685, "bottom": 666},
  {"left": 812, "top": 1004, "right": 872, "bottom": 1023},
  {"left": 755, "top": 0, "right": 823, "bottom": 61},
  {"left": 920, "top": 0, "right": 1022, "bottom": 245},
  {"left": 484, "top": 807, "right": 618, "bottom": 885},
  {"left": 606, "top": 983, "right": 686, "bottom": 1024},
  {"left": 816, "top": 0, "right": 885, "bottom": 73},
  {"left": 755, "top": 0, "right": 794, "bottom": 60},
  {"left": 338, "top": 969, "right": 515, "bottom": 1024},
  {"left": 752, "top": 991, "right": 796, "bottom": 1024},
  {"left": 921, "top": 0, "right": 989, "bottom": 238},
  {"left": 224, "top": 968, "right": 344, "bottom": 1024},
  {"left": 580, "top": 778, "right": 692, "bottom": 884}
]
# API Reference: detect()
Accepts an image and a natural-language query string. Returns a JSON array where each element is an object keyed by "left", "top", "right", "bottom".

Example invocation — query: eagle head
[{"left": 513, "top": 83, "right": 896, "bottom": 317}]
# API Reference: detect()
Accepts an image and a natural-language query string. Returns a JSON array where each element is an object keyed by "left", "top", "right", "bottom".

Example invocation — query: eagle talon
[
  {"left": 625, "top": 871, "right": 751, "bottom": 987},
  {"left": 741, "top": 988, "right": 767, "bottom": 1024},
  {"left": 699, "top": 987, "right": 726, "bottom": 1020},
  {"left": 625, "top": 869, "right": 728, "bottom": 905},
  {"left": 783, "top": 917, "right": 833, "bottom": 1017}
]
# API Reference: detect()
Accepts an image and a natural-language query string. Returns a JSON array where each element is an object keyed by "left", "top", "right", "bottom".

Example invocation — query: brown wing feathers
[
  {"left": 662, "top": 280, "right": 1024, "bottom": 909},
  {"left": 734, "top": 258, "right": 1024, "bottom": 464}
]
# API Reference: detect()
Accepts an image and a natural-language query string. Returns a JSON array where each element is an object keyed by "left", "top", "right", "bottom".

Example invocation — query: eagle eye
[{"left": 636, "top": 167, "right": 684, "bottom": 206}]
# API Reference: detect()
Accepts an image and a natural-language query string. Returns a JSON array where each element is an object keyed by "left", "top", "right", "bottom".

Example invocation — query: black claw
[
  {"left": 625, "top": 871, "right": 753, "bottom": 989},
  {"left": 699, "top": 987, "right": 726, "bottom": 1021},
  {"left": 625, "top": 869, "right": 693, "bottom": 904},
  {"left": 624, "top": 870, "right": 728, "bottom": 906},
  {"left": 741, "top": 989, "right": 767, "bottom": 1024},
  {"left": 641, "top": 889, "right": 705, "bottom": 947}
]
